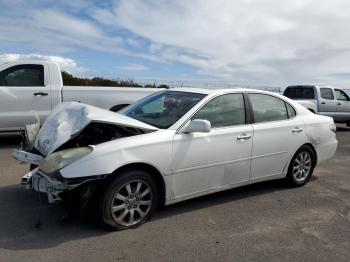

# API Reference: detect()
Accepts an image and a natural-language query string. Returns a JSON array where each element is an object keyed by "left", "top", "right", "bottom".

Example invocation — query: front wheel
[
  {"left": 286, "top": 145, "right": 315, "bottom": 187},
  {"left": 100, "top": 170, "right": 159, "bottom": 230}
]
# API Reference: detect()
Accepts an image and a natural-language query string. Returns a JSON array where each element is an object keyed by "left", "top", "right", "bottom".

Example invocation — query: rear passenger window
[
  {"left": 192, "top": 93, "right": 245, "bottom": 128},
  {"left": 249, "top": 94, "right": 288, "bottom": 123},
  {"left": 0, "top": 64, "right": 44, "bottom": 86},
  {"left": 320, "top": 88, "right": 334, "bottom": 100},
  {"left": 286, "top": 103, "right": 296, "bottom": 118}
]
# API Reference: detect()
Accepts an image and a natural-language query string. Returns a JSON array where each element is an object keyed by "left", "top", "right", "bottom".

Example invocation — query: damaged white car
[{"left": 14, "top": 88, "right": 338, "bottom": 230}]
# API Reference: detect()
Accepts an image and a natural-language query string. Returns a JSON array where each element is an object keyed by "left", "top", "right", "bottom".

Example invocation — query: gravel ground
[{"left": 0, "top": 125, "right": 349, "bottom": 262}]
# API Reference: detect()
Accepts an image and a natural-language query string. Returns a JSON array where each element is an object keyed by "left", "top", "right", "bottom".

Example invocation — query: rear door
[
  {"left": 248, "top": 93, "right": 307, "bottom": 181},
  {"left": 0, "top": 64, "right": 51, "bottom": 130},
  {"left": 335, "top": 89, "right": 350, "bottom": 121},
  {"left": 318, "top": 87, "right": 337, "bottom": 118}
]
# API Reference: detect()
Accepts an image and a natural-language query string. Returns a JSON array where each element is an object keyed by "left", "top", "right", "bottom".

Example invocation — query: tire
[
  {"left": 100, "top": 169, "right": 159, "bottom": 230},
  {"left": 286, "top": 145, "right": 316, "bottom": 187}
]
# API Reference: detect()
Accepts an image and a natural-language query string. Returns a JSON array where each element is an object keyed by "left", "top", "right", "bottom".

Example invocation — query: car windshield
[{"left": 120, "top": 91, "right": 207, "bottom": 129}]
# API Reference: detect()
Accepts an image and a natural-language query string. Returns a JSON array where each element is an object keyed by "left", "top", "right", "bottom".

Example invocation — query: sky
[{"left": 1, "top": 0, "right": 350, "bottom": 88}]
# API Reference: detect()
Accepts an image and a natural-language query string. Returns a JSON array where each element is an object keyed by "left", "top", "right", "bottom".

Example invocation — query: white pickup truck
[
  {"left": 0, "top": 60, "right": 161, "bottom": 131},
  {"left": 283, "top": 85, "right": 350, "bottom": 126}
]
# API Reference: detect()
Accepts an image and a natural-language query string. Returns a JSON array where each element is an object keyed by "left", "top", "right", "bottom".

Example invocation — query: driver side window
[
  {"left": 0, "top": 64, "right": 44, "bottom": 86},
  {"left": 335, "top": 89, "right": 350, "bottom": 101},
  {"left": 192, "top": 93, "right": 246, "bottom": 128}
]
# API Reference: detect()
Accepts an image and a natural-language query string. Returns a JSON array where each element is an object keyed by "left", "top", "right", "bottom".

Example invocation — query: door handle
[
  {"left": 337, "top": 102, "right": 342, "bottom": 105},
  {"left": 292, "top": 127, "right": 303, "bottom": 133},
  {"left": 33, "top": 92, "right": 48, "bottom": 96},
  {"left": 321, "top": 102, "right": 326, "bottom": 104},
  {"left": 236, "top": 134, "right": 252, "bottom": 140}
]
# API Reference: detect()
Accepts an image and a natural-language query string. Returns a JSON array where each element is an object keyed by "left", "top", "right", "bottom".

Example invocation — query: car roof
[{"left": 169, "top": 87, "right": 277, "bottom": 96}]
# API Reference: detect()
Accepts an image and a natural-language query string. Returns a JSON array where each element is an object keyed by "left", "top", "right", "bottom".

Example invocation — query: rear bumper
[{"left": 316, "top": 139, "right": 338, "bottom": 164}]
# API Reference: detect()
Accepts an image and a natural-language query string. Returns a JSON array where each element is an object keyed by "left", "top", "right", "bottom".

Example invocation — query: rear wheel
[
  {"left": 100, "top": 170, "right": 159, "bottom": 230},
  {"left": 286, "top": 145, "right": 315, "bottom": 186}
]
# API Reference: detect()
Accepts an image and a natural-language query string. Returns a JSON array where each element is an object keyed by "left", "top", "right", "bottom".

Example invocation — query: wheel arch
[
  {"left": 300, "top": 143, "right": 318, "bottom": 166},
  {"left": 283, "top": 143, "right": 318, "bottom": 175},
  {"left": 109, "top": 162, "right": 166, "bottom": 207}
]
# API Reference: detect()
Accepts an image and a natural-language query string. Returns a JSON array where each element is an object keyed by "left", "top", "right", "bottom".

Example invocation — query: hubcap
[
  {"left": 293, "top": 151, "right": 312, "bottom": 182},
  {"left": 111, "top": 180, "right": 153, "bottom": 227}
]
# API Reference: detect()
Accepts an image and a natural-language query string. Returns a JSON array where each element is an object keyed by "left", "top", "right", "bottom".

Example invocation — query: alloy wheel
[
  {"left": 111, "top": 180, "right": 153, "bottom": 227},
  {"left": 292, "top": 151, "right": 312, "bottom": 182}
]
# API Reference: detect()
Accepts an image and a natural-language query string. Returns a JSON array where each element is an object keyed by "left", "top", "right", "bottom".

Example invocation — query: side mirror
[{"left": 183, "top": 119, "right": 211, "bottom": 133}]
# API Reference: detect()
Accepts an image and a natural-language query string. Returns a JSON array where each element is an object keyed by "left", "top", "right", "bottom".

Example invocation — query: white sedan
[{"left": 14, "top": 88, "right": 338, "bottom": 230}]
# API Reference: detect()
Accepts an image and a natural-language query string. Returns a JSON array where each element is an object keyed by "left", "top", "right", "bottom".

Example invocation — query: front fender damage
[{"left": 22, "top": 167, "right": 106, "bottom": 204}]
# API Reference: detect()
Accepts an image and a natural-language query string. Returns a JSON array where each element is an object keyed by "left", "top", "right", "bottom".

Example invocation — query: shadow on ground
[
  {"left": 0, "top": 124, "right": 345, "bottom": 252},
  {"left": 0, "top": 176, "right": 304, "bottom": 251},
  {"left": 0, "top": 133, "right": 21, "bottom": 149}
]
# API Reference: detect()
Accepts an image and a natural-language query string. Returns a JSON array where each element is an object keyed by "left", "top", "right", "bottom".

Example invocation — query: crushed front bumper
[
  {"left": 21, "top": 167, "right": 67, "bottom": 203},
  {"left": 13, "top": 149, "right": 43, "bottom": 165},
  {"left": 15, "top": 146, "right": 106, "bottom": 204}
]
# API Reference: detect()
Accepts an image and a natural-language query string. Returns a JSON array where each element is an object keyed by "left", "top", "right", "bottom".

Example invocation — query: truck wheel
[
  {"left": 286, "top": 145, "right": 316, "bottom": 187},
  {"left": 100, "top": 169, "right": 159, "bottom": 230}
]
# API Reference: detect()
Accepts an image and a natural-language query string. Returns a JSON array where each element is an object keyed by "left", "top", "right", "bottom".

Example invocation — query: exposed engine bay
[
  {"left": 13, "top": 102, "right": 158, "bottom": 205},
  {"left": 56, "top": 122, "right": 149, "bottom": 151}
]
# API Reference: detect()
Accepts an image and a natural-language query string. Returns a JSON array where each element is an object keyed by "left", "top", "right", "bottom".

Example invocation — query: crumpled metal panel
[{"left": 34, "top": 102, "right": 158, "bottom": 156}]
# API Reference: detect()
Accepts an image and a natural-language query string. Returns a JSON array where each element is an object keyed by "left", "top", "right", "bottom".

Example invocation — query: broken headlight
[{"left": 39, "top": 147, "right": 93, "bottom": 174}]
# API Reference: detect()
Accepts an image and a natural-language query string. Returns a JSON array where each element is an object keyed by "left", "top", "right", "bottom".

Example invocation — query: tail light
[{"left": 330, "top": 123, "right": 337, "bottom": 133}]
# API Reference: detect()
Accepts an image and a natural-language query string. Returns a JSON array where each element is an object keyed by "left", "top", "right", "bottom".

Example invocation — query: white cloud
[
  {"left": 0, "top": 53, "right": 87, "bottom": 75},
  {"left": 120, "top": 63, "right": 149, "bottom": 71},
  {"left": 90, "top": 0, "right": 350, "bottom": 87},
  {"left": 2, "top": 0, "right": 350, "bottom": 87},
  {"left": 0, "top": 5, "right": 124, "bottom": 54}
]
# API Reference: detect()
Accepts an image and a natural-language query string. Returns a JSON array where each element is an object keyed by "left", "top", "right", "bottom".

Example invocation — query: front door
[
  {"left": 0, "top": 64, "right": 51, "bottom": 130},
  {"left": 335, "top": 89, "right": 350, "bottom": 122},
  {"left": 318, "top": 87, "right": 337, "bottom": 118},
  {"left": 171, "top": 93, "right": 252, "bottom": 199}
]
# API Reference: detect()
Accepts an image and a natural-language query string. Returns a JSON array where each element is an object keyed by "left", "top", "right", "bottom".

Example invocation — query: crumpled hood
[{"left": 34, "top": 102, "right": 158, "bottom": 156}]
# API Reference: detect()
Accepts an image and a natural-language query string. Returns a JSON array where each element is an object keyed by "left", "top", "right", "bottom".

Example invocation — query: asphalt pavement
[{"left": 0, "top": 125, "right": 349, "bottom": 261}]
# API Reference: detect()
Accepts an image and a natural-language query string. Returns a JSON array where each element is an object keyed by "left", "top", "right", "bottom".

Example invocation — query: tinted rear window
[{"left": 284, "top": 86, "right": 315, "bottom": 99}]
